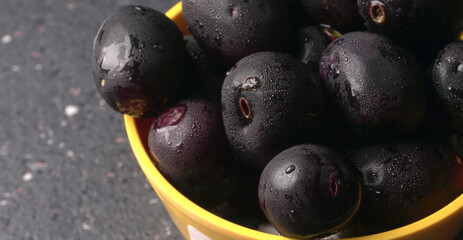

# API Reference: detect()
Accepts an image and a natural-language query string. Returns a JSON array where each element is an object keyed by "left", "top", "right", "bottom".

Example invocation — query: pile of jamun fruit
[{"left": 92, "top": 0, "right": 463, "bottom": 238}]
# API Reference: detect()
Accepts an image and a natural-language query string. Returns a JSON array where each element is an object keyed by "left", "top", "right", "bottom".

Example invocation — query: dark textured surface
[{"left": 0, "top": 0, "right": 183, "bottom": 239}]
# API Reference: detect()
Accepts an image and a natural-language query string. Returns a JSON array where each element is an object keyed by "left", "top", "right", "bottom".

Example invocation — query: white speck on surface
[
  {"left": 66, "top": 150, "right": 75, "bottom": 158},
  {"left": 58, "top": 142, "right": 65, "bottom": 149},
  {"left": 11, "top": 65, "right": 21, "bottom": 72},
  {"left": 34, "top": 64, "right": 43, "bottom": 71},
  {"left": 81, "top": 222, "right": 91, "bottom": 230},
  {"left": 1, "top": 35, "right": 11, "bottom": 44},
  {"left": 66, "top": 2, "right": 76, "bottom": 10},
  {"left": 40, "top": 132, "right": 46, "bottom": 139},
  {"left": 99, "top": 99, "right": 106, "bottom": 109},
  {"left": 162, "top": 220, "right": 172, "bottom": 236},
  {"left": 116, "top": 162, "right": 124, "bottom": 168},
  {"left": 22, "top": 172, "right": 33, "bottom": 182},
  {"left": 0, "top": 144, "right": 8, "bottom": 157},
  {"left": 60, "top": 120, "right": 68, "bottom": 127},
  {"left": 65, "top": 105, "right": 79, "bottom": 117},
  {"left": 0, "top": 200, "right": 7, "bottom": 206},
  {"left": 47, "top": 139, "right": 54, "bottom": 145},
  {"left": 28, "top": 161, "right": 47, "bottom": 171},
  {"left": 148, "top": 198, "right": 158, "bottom": 205}
]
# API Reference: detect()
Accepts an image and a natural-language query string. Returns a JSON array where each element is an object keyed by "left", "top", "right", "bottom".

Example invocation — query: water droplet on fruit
[
  {"left": 167, "top": 141, "right": 172, "bottom": 146},
  {"left": 153, "top": 43, "right": 164, "bottom": 52},
  {"left": 285, "top": 165, "right": 295, "bottom": 174},
  {"left": 458, "top": 63, "right": 463, "bottom": 72},
  {"left": 333, "top": 69, "right": 340, "bottom": 79},
  {"left": 214, "top": 37, "right": 221, "bottom": 46},
  {"left": 375, "top": 190, "right": 381, "bottom": 195},
  {"left": 289, "top": 210, "right": 302, "bottom": 222}
]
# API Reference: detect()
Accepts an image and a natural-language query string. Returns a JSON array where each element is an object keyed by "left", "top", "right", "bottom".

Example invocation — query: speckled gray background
[{"left": 0, "top": 0, "right": 183, "bottom": 239}]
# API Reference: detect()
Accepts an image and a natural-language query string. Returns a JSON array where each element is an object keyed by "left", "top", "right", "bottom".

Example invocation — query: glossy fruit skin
[
  {"left": 92, "top": 6, "right": 185, "bottom": 118},
  {"left": 148, "top": 99, "right": 238, "bottom": 207},
  {"left": 222, "top": 52, "right": 326, "bottom": 169},
  {"left": 320, "top": 31, "right": 425, "bottom": 137},
  {"left": 258, "top": 144, "right": 362, "bottom": 238},
  {"left": 294, "top": 26, "right": 331, "bottom": 69},
  {"left": 350, "top": 141, "right": 463, "bottom": 232},
  {"left": 182, "top": 0, "right": 291, "bottom": 67},
  {"left": 357, "top": 0, "right": 453, "bottom": 64},
  {"left": 299, "top": 0, "right": 362, "bottom": 32},
  {"left": 431, "top": 42, "right": 463, "bottom": 135},
  {"left": 183, "top": 35, "right": 226, "bottom": 106}
]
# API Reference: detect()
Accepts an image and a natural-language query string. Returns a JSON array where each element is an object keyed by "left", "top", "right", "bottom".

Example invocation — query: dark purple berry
[
  {"left": 294, "top": 26, "right": 331, "bottom": 70},
  {"left": 183, "top": 0, "right": 292, "bottom": 67},
  {"left": 357, "top": 0, "right": 453, "bottom": 64},
  {"left": 258, "top": 144, "right": 362, "bottom": 238},
  {"left": 92, "top": 5, "right": 185, "bottom": 118},
  {"left": 320, "top": 31, "right": 425, "bottom": 137},
  {"left": 222, "top": 52, "right": 326, "bottom": 169},
  {"left": 184, "top": 35, "right": 226, "bottom": 106},
  {"left": 148, "top": 99, "right": 238, "bottom": 207},
  {"left": 350, "top": 141, "right": 463, "bottom": 232},
  {"left": 431, "top": 42, "right": 463, "bottom": 135}
]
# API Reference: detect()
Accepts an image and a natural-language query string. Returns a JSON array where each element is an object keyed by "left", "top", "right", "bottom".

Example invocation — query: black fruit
[
  {"left": 357, "top": 0, "right": 453, "bottom": 64},
  {"left": 319, "top": 31, "right": 425, "bottom": 137},
  {"left": 258, "top": 144, "right": 362, "bottom": 238},
  {"left": 148, "top": 99, "right": 238, "bottom": 207},
  {"left": 184, "top": 35, "right": 226, "bottom": 106},
  {"left": 431, "top": 42, "right": 463, "bottom": 135},
  {"left": 222, "top": 52, "right": 326, "bottom": 169},
  {"left": 182, "top": 0, "right": 292, "bottom": 67},
  {"left": 92, "top": 5, "right": 185, "bottom": 118},
  {"left": 350, "top": 141, "right": 463, "bottom": 232},
  {"left": 294, "top": 26, "right": 332, "bottom": 70},
  {"left": 299, "top": 0, "right": 363, "bottom": 32}
]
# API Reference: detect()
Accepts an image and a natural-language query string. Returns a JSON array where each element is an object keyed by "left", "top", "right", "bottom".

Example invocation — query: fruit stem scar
[
  {"left": 370, "top": 1, "right": 386, "bottom": 24},
  {"left": 239, "top": 97, "right": 251, "bottom": 119},
  {"left": 329, "top": 171, "right": 338, "bottom": 197},
  {"left": 156, "top": 105, "right": 187, "bottom": 128}
]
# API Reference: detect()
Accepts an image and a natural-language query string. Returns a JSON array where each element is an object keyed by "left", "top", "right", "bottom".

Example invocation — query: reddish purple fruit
[{"left": 148, "top": 99, "right": 238, "bottom": 207}]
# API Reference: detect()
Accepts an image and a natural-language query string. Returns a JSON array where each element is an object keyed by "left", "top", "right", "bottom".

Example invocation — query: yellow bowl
[{"left": 124, "top": 2, "right": 463, "bottom": 239}]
